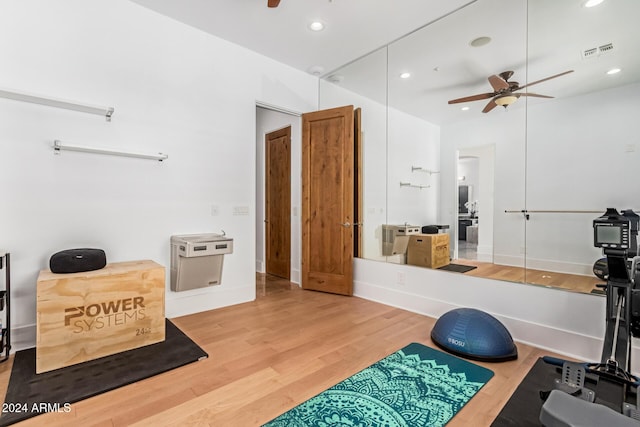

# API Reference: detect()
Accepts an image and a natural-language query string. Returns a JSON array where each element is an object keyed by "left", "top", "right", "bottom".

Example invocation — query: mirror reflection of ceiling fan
[
  {"left": 268, "top": 0, "right": 281, "bottom": 7},
  {"left": 448, "top": 70, "right": 574, "bottom": 113}
]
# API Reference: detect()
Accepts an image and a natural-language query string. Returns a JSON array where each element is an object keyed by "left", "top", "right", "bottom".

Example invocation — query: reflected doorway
[
  {"left": 457, "top": 157, "right": 478, "bottom": 260},
  {"left": 455, "top": 145, "right": 495, "bottom": 263}
]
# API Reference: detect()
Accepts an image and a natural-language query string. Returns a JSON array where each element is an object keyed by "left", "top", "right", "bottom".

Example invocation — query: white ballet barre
[
  {"left": 505, "top": 209, "right": 640, "bottom": 214},
  {"left": 0, "top": 87, "right": 114, "bottom": 121},
  {"left": 53, "top": 140, "right": 168, "bottom": 162}
]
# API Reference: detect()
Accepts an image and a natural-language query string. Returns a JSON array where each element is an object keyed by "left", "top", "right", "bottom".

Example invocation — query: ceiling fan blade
[
  {"left": 488, "top": 74, "right": 510, "bottom": 91},
  {"left": 518, "top": 93, "right": 554, "bottom": 99},
  {"left": 448, "top": 92, "right": 495, "bottom": 104},
  {"left": 482, "top": 99, "right": 498, "bottom": 113},
  {"left": 268, "top": 0, "right": 280, "bottom": 7},
  {"left": 516, "top": 70, "right": 574, "bottom": 91}
]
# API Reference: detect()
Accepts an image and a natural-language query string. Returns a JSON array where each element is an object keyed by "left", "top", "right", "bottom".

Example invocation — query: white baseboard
[
  {"left": 291, "top": 268, "right": 301, "bottom": 285},
  {"left": 8, "top": 323, "right": 37, "bottom": 353},
  {"left": 166, "top": 285, "right": 254, "bottom": 318}
]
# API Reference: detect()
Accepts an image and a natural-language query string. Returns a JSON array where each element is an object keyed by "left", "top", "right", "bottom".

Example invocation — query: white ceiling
[
  {"left": 327, "top": 0, "right": 640, "bottom": 124},
  {"left": 130, "top": 0, "right": 639, "bottom": 125},
  {"left": 130, "top": 0, "right": 473, "bottom": 76}
]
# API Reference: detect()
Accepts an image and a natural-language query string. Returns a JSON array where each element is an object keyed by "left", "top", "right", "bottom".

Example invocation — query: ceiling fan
[
  {"left": 448, "top": 70, "right": 574, "bottom": 113},
  {"left": 268, "top": 0, "right": 281, "bottom": 7}
]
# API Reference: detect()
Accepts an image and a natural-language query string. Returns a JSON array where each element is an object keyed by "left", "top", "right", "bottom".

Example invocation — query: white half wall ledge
[{"left": 353, "top": 279, "right": 640, "bottom": 374}]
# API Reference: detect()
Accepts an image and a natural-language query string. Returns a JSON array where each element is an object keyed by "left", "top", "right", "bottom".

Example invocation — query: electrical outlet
[
  {"left": 396, "top": 271, "right": 405, "bottom": 286},
  {"left": 210, "top": 205, "right": 219, "bottom": 216}
]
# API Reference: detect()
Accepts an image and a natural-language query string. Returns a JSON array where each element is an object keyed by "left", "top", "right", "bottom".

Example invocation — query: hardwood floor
[
  {"left": 453, "top": 259, "right": 603, "bottom": 294},
  {"left": 0, "top": 274, "right": 567, "bottom": 426}
]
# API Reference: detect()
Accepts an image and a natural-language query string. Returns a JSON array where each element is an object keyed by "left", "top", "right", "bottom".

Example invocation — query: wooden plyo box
[
  {"left": 407, "top": 234, "right": 450, "bottom": 269},
  {"left": 36, "top": 260, "right": 165, "bottom": 374}
]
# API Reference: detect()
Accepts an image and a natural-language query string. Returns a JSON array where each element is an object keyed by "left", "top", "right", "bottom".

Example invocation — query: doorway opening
[
  {"left": 455, "top": 145, "right": 495, "bottom": 263},
  {"left": 255, "top": 105, "right": 302, "bottom": 284},
  {"left": 457, "top": 156, "right": 479, "bottom": 260}
]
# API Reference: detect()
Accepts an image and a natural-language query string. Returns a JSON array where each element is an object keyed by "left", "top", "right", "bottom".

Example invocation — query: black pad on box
[{"left": 49, "top": 248, "right": 106, "bottom": 274}]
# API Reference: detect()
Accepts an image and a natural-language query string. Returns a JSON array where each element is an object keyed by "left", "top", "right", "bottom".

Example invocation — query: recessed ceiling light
[
  {"left": 583, "top": 0, "right": 604, "bottom": 7},
  {"left": 400, "top": 72, "right": 411, "bottom": 79},
  {"left": 461, "top": 106, "right": 470, "bottom": 111},
  {"left": 606, "top": 68, "right": 621, "bottom": 75},
  {"left": 470, "top": 36, "right": 492, "bottom": 47},
  {"left": 309, "top": 21, "right": 325, "bottom": 31}
]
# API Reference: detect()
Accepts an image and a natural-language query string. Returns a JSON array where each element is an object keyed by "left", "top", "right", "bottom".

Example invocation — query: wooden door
[
  {"left": 265, "top": 126, "right": 291, "bottom": 279},
  {"left": 302, "top": 106, "right": 354, "bottom": 295}
]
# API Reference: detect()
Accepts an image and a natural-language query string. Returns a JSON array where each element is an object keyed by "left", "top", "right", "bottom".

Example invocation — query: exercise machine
[{"left": 540, "top": 208, "right": 640, "bottom": 426}]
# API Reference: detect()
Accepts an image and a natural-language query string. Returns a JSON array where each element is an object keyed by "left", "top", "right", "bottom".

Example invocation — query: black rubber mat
[
  {"left": 438, "top": 263, "right": 478, "bottom": 273},
  {"left": 0, "top": 319, "right": 207, "bottom": 426},
  {"left": 491, "top": 357, "right": 628, "bottom": 426}
]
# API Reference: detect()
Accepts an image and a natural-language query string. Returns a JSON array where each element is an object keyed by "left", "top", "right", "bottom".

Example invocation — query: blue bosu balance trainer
[{"left": 431, "top": 308, "right": 518, "bottom": 362}]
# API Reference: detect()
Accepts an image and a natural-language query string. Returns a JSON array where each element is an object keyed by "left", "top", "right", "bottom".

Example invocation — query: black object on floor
[
  {"left": 0, "top": 319, "right": 207, "bottom": 427},
  {"left": 491, "top": 357, "right": 628, "bottom": 426},
  {"left": 439, "top": 263, "right": 478, "bottom": 273}
]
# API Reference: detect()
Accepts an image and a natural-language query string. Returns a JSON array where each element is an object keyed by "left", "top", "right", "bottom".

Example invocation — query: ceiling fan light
[{"left": 494, "top": 95, "right": 518, "bottom": 106}]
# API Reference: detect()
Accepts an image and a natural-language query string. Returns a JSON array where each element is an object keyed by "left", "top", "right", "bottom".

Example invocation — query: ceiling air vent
[
  {"left": 598, "top": 43, "right": 614, "bottom": 53},
  {"left": 581, "top": 42, "right": 614, "bottom": 59},
  {"left": 582, "top": 47, "right": 597, "bottom": 59}
]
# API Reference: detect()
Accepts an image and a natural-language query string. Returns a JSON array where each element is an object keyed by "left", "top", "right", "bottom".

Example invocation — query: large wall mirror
[{"left": 319, "top": 0, "right": 640, "bottom": 295}]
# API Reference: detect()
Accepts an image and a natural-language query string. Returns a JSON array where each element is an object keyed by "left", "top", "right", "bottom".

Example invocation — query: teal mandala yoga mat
[{"left": 263, "top": 342, "right": 494, "bottom": 427}]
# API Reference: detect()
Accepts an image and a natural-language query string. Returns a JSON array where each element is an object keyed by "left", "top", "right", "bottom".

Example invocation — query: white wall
[
  {"left": 525, "top": 83, "right": 640, "bottom": 274},
  {"left": 0, "top": 0, "right": 318, "bottom": 350},
  {"left": 255, "top": 107, "right": 302, "bottom": 283},
  {"left": 387, "top": 108, "right": 441, "bottom": 227}
]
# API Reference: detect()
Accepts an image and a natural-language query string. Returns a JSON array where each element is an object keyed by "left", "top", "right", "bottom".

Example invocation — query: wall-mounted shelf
[
  {"left": 400, "top": 182, "right": 430, "bottom": 190},
  {"left": 0, "top": 87, "right": 114, "bottom": 121},
  {"left": 53, "top": 140, "right": 168, "bottom": 162},
  {"left": 411, "top": 166, "right": 440, "bottom": 175}
]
